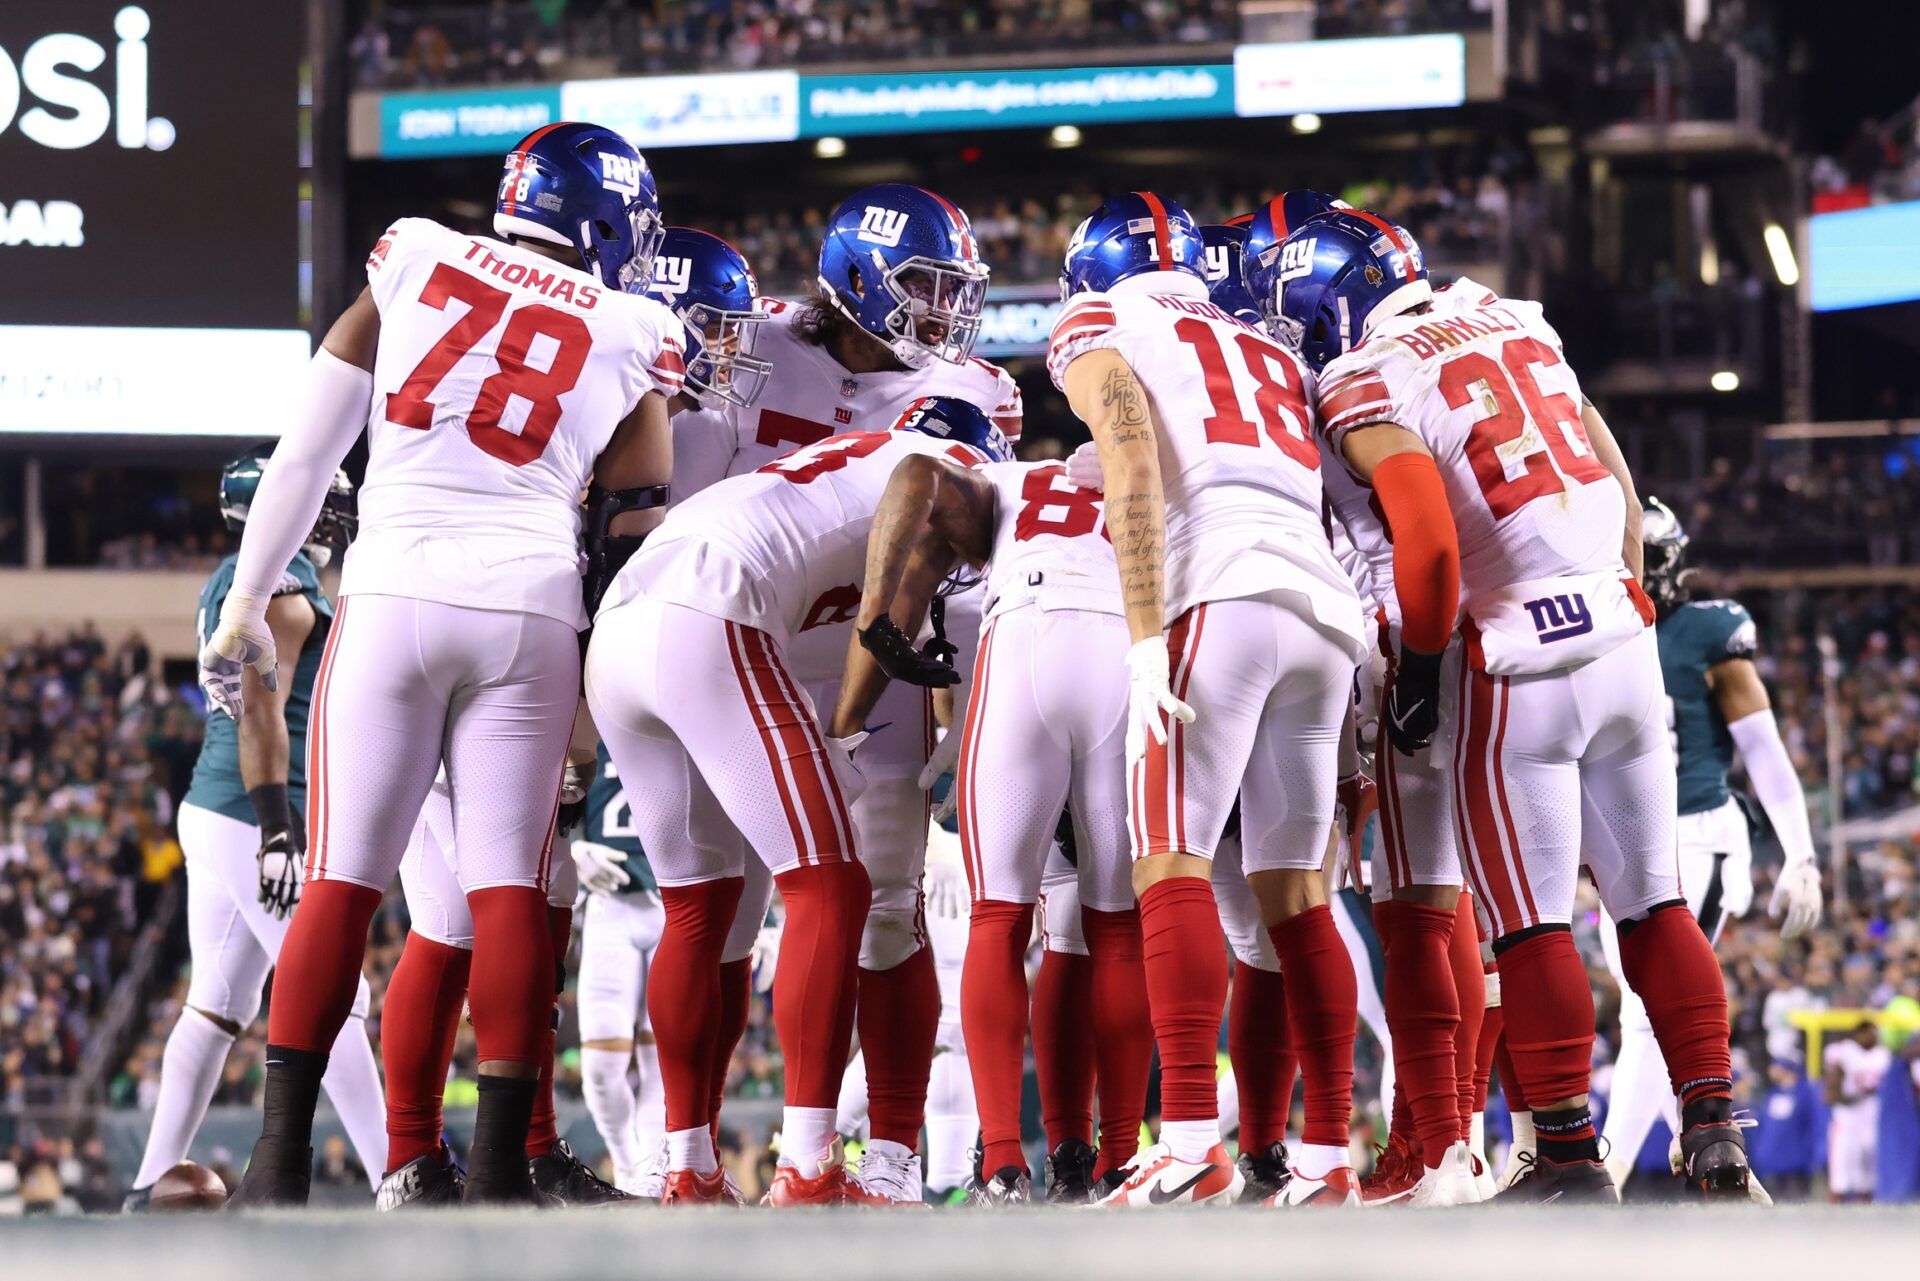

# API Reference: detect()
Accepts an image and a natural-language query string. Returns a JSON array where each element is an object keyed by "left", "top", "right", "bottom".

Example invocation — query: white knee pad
[
  {"left": 857, "top": 777, "right": 930, "bottom": 970},
  {"left": 1210, "top": 835, "right": 1280, "bottom": 972},
  {"left": 861, "top": 900, "right": 924, "bottom": 971},
  {"left": 186, "top": 965, "right": 264, "bottom": 1029}
]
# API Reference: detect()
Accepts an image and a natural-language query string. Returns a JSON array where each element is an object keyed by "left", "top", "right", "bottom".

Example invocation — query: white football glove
[
  {"left": 1065, "top": 440, "right": 1105, "bottom": 491},
  {"left": 923, "top": 856, "right": 968, "bottom": 923},
  {"left": 198, "top": 592, "right": 278, "bottom": 722},
  {"left": 256, "top": 830, "right": 303, "bottom": 922},
  {"left": 917, "top": 727, "right": 964, "bottom": 824},
  {"left": 1123, "top": 637, "right": 1196, "bottom": 764},
  {"left": 750, "top": 921, "right": 782, "bottom": 993},
  {"left": 826, "top": 730, "right": 869, "bottom": 811},
  {"left": 1769, "top": 860, "right": 1823, "bottom": 939},
  {"left": 572, "top": 840, "right": 632, "bottom": 897}
]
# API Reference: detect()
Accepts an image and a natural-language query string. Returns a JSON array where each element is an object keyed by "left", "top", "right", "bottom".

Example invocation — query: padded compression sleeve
[
  {"left": 226, "top": 349, "right": 372, "bottom": 615},
  {"left": 1727, "top": 709, "right": 1816, "bottom": 868},
  {"left": 1371, "top": 452, "right": 1460, "bottom": 655}
]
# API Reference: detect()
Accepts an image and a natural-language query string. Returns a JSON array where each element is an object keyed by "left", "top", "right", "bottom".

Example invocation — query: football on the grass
[{"left": 150, "top": 1161, "right": 227, "bottom": 1211}]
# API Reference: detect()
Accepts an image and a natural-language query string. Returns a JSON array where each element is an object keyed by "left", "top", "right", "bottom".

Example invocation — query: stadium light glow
[
  {"left": 1711, "top": 370, "right": 1741, "bottom": 392},
  {"left": 1049, "top": 124, "right": 1082, "bottom": 148},
  {"left": 1292, "top": 112, "right": 1322, "bottom": 134},
  {"left": 1764, "top": 223, "right": 1800, "bottom": 287},
  {"left": 814, "top": 135, "right": 846, "bottom": 158},
  {"left": 1699, "top": 239, "right": 1720, "bottom": 286}
]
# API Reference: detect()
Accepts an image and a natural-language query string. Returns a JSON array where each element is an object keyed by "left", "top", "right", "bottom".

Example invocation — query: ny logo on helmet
[
  {"left": 1278, "top": 237, "right": 1317, "bottom": 282},
  {"left": 857, "top": 206, "right": 911, "bottom": 248},
  {"left": 651, "top": 255, "right": 692, "bottom": 300},
  {"left": 599, "top": 153, "right": 643, "bottom": 200},
  {"left": 1203, "top": 244, "right": 1231, "bottom": 282}
]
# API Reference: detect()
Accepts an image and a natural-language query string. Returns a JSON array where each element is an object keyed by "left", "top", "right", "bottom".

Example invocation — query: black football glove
[
  {"left": 257, "top": 826, "right": 304, "bottom": 921},
  {"left": 859, "top": 617, "right": 960, "bottom": 688},
  {"left": 556, "top": 759, "right": 592, "bottom": 837},
  {"left": 1384, "top": 647, "right": 1444, "bottom": 757}
]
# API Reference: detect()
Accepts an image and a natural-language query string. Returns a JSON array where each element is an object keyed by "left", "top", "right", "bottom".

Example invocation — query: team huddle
[{"left": 140, "top": 119, "right": 1824, "bottom": 1211}]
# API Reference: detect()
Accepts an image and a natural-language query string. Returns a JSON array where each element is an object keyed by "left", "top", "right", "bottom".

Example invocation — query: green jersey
[
  {"left": 1659, "top": 598, "right": 1757, "bottom": 816},
  {"left": 183, "top": 553, "right": 333, "bottom": 826},
  {"left": 585, "top": 742, "right": 656, "bottom": 894}
]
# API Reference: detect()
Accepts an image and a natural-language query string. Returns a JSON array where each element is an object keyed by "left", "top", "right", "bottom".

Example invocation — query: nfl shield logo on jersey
[{"left": 839, "top": 377, "right": 860, "bottom": 398}]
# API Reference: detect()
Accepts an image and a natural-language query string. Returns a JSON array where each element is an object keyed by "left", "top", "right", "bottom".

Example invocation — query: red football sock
[
  {"left": 708, "top": 957, "right": 752, "bottom": 1146},
  {"left": 1082, "top": 907, "right": 1152, "bottom": 1176},
  {"left": 1474, "top": 995, "right": 1502, "bottom": 1114},
  {"left": 381, "top": 932, "right": 472, "bottom": 1171},
  {"left": 1372, "top": 898, "right": 1405, "bottom": 1143},
  {"left": 1383, "top": 902, "right": 1461, "bottom": 1168},
  {"left": 1031, "top": 947, "right": 1095, "bottom": 1153},
  {"left": 1268, "top": 904, "right": 1359, "bottom": 1149},
  {"left": 965, "top": 899, "right": 1036, "bottom": 1176},
  {"left": 859, "top": 943, "right": 941, "bottom": 1148},
  {"left": 1494, "top": 1027, "right": 1528, "bottom": 1114},
  {"left": 524, "top": 904, "right": 572, "bottom": 1158},
  {"left": 650, "top": 877, "right": 745, "bottom": 1132},
  {"left": 1139, "top": 878, "right": 1228, "bottom": 1124},
  {"left": 467, "top": 886, "right": 554, "bottom": 1067},
  {"left": 267, "top": 879, "right": 381, "bottom": 1051},
  {"left": 772, "top": 861, "right": 870, "bottom": 1108},
  {"left": 1228, "top": 961, "right": 1294, "bottom": 1154},
  {"left": 1617, "top": 903, "right": 1733, "bottom": 1123},
  {"left": 1449, "top": 893, "right": 1486, "bottom": 1142},
  {"left": 1494, "top": 930, "right": 1594, "bottom": 1109}
]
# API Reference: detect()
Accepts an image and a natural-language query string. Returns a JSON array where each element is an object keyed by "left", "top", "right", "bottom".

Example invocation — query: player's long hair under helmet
[
  {"left": 643, "top": 227, "right": 771, "bottom": 409},
  {"left": 1059, "top": 192, "right": 1205, "bottom": 299},
  {"left": 220, "top": 444, "right": 356, "bottom": 570},
  {"left": 494, "top": 121, "right": 665, "bottom": 293},
  {"left": 1248, "top": 206, "right": 1432, "bottom": 371},
  {"left": 817, "top": 183, "right": 990, "bottom": 369},
  {"left": 1641, "top": 496, "right": 1693, "bottom": 616}
]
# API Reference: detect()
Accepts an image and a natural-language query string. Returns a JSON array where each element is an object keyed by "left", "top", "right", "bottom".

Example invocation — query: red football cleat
[
  {"left": 1360, "top": 1132, "right": 1420, "bottom": 1206},
  {"left": 661, "top": 1168, "right": 736, "bottom": 1206},
  {"left": 761, "top": 1161, "right": 849, "bottom": 1207}
]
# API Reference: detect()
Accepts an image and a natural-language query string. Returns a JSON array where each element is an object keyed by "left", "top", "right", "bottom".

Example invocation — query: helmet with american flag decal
[
  {"left": 1059, "top": 191, "right": 1206, "bottom": 300},
  {"left": 1249, "top": 206, "right": 1431, "bottom": 371},
  {"left": 493, "top": 121, "right": 665, "bottom": 292}
]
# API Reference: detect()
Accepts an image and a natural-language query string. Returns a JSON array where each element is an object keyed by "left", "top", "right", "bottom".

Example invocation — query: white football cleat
[
  {"left": 1096, "top": 1142, "right": 1242, "bottom": 1207},
  {"left": 616, "top": 1141, "right": 667, "bottom": 1200},
  {"left": 1470, "top": 1149, "right": 1497, "bottom": 1203},
  {"left": 1408, "top": 1142, "right": 1480, "bottom": 1208},
  {"left": 1267, "top": 1163, "right": 1360, "bottom": 1207},
  {"left": 846, "top": 1139, "right": 924, "bottom": 1206}
]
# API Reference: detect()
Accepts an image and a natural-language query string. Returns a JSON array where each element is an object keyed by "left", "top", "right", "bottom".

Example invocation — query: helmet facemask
[
  {"left": 682, "top": 299, "right": 772, "bottom": 409},
  {"left": 864, "top": 254, "right": 989, "bottom": 368}
]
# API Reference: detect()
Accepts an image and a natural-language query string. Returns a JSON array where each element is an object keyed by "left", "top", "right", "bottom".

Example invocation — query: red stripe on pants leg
[
  {"left": 748, "top": 630, "right": 855, "bottom": 861},
  {"left": 1168, "top": 606, "right": 1206, "bottom": 852},
  {"left": 957, "top": 621, "right": 998, "bottom": 897},
  {"left": 306, "top": 595, "right": 350, "bottom": 879},
  {"left": 1486, "top": 677, "right": 1541, "bottom": 924},
  {"left": 1459, "top": 668, "right": 1526, "bottom": 934},
  {"left": 725, "top": 622, "right": 811, "bottom": 864}
]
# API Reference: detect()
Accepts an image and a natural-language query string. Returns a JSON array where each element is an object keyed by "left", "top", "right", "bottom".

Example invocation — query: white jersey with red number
[
  {"left": 352, "top": 217, "right": 687, "bottom": 629},
  {"left": 671, "top": 297, "right": 1023, "bottom": 500},
  {"left": 608, "top": 430, "right": 988, "bottom": 651},
  {"left": 979, "top": 460, "right": 1120, "bottom": 622},
  {"left": 1046, "top": 272, "right": 1361, "bottom": 654}
]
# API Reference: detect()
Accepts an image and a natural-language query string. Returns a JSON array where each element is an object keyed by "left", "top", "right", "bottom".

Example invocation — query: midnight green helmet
[
  {"left": 1641, "top": 496, "right": 1691, "bottom": 617},
  {"left": 219, "top": 443, "right": 357, "bottom": 569}
]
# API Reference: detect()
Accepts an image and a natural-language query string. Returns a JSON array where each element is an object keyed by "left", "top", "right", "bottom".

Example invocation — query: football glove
[
  {"left": 1123, "top": 637, "right": 1196, "bottom": 764},
  {"left": 1065, "top": 440, "right": 1105, "bottom": 491},
  {"left": 199, "top": 605, "right": 277, "bottom": 722},
  {"left": 1768, "top": 860, "right": 1823, "bottom": 939},
  {"left": 750, "top": 921, "right": 783, "bottom": 994},
  {"left": 923, "top": 856, "right": 968, "bottom": 923},
  {"left": 826, "top": 730, "right": 869, "bottom": 810},
  {"left": 557, "top": 759, "right": 591, "bottom": 837},
  {"left": 1335, "top": 771, "right": 1379, "bottom": 875},
  {"left": 572, "top": 840, "right": 631, "bottom": 897},
  {"left": 859, "top": 617, "right": 959, "bottom": 688},
  {"left": 917, "top": 726, "right": 964, "bottom": 824},
  {"left": 256, "top": 827, "right": 304, "bottom": 921},
  {"left": 1384, "top": 647, "right": 1444, "bottom": 757}
]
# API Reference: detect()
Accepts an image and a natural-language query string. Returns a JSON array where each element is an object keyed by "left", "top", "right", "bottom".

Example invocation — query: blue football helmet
[
  {"left": 1249, "top": 207, "right": 1431, "bottom": 371},
  {"left": 494, "top": 121, "right": 665, "bottom": 292},
  {"left": 1059, "top": 192, "right": 1205, "bottom": 299},
  {"left": 1238, "top": 190, "right": 1347, "bottom": 336},
  {"left": 818, "top": 184, "right": 990, "bottom": 369},
  {"left": 643, "top": 228, "right": 771, "bottom": 410},
  {"left": 1199, "top": 224, "right": 1260, "bottom": 326},
  {"left": 891, "top": 396, "right": 1014, "bottom": 463}
]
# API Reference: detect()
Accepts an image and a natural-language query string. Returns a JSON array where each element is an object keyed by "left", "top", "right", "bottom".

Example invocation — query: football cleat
[
  {"left": 846, "top": 1141, "right": 925, "bottom": 1206},
  {"left": 1235, "top": 1140, "right": 1293, "bottom": 1204},
  {"left": 762, "top": 1160, "right": 850, "bottom": 1207},
  {"left": 1360, "top": 1132, "right": 1419, "bottom": 1206},
  {"left": 529, "top": 1139, "right": 636, "bottom": 1207},
  {"left": 1470, "top": 1149, "right": 1497, "bottom": 1204},
  {"left": 1408, "top": 1141, "right": 1481, "bottom": 1208},
  {"left": 967, "top": 1167, "right": 1033, "bottom": 1207},
  {"left": 661, "top": 1168, "right": 739, "bottom": 1206},
  {"left": 376, "top": 1144, "right": 466, "bottom": 1211},
  {"left": 616, "top": 1142, "right": 667, "bottom": 1200},
  {"left": 1678, "top": 1121, "right": 1756, "bottom": 1203},
  {"left": 1492, "top": 1153, "right": 1620, "bottom": 1205},
  {"left": 1268, "top": 1164, "right": 1360, "bottom": 1207},
  {"left": 1043, "top": 1139, "right": 1097, "bottom": 1206},
  {"left": 226, "top": 1139, "right": 312, "bottom": 1209},
  {"left": 1095, "top": 1142, "right": 1242, "bottom": 1207}
]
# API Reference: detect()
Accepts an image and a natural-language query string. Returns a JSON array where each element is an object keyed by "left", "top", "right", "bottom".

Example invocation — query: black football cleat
[
  {"left": 529, "top": 1139, "right": 636, "bottom": 1207},
  {"left": 1043, "top": 1139, "right": 1097, "bottom": 1205},
  {"left": 1093, "top": 1166, "right": 1130, "bottom": 1201},
  {"left": 226, "top": 1140, "right": 312, "bottom": 1209},
  {"left": 1491, "top": 1153, "right": 1620, "bottom": 1205},
  {"left": 121, "top": 1185, "right": 153, "bottom": 1213},
  {"left": 1236, "top": 1140, "right": 1293, "bottom": 1204},
  {"left": 1679, "top": 1122, "right": 1753, "bottom": 1202},
  {"left": 376, "top": 1144, "right": 466, "bottom": 1211},
  {"left": 967, "top": 1167, "right": 1033, "bottom": 1207}
]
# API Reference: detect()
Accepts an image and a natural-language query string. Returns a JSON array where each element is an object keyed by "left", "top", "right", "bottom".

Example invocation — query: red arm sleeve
[{"left": 1372, "top": 451, "right": 1460, "bottom": 654}]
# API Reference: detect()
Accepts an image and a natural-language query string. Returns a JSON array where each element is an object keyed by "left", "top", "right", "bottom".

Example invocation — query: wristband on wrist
[{"left": 248, "top": 782, "right": 294, "bottom": 836}]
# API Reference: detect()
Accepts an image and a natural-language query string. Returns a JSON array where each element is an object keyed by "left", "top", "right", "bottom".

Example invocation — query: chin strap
[{"left": 583, "top": 482, "right": 671, "bottom": 618}]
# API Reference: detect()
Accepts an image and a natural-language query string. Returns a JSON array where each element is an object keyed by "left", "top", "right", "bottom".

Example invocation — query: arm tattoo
[{"left": 1100, "top": 367, "right": 1154, "bottom": 448}]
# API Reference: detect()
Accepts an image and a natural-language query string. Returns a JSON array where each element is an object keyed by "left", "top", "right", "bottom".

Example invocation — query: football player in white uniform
[
  {"left": 666, "top": 183, "right": 1021, "bottom": 1204},
  {"left": 202, "top": 122, "right": 684, "bottom": 1207},
  {"left": 1262, "top": 207, "right": 1750, "bottom": 1201},
  {"left": 584, "top": 399, "right": 1012, "bottom": 1206}
]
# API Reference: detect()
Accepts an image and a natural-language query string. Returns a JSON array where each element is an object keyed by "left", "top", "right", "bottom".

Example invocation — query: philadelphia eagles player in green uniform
[
  {"left": 126, "top": 445, "right": 384, "bottom": 1207},
  {"left": 1597, "top": 498, "right": 1824, "bottom": 1191}
]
